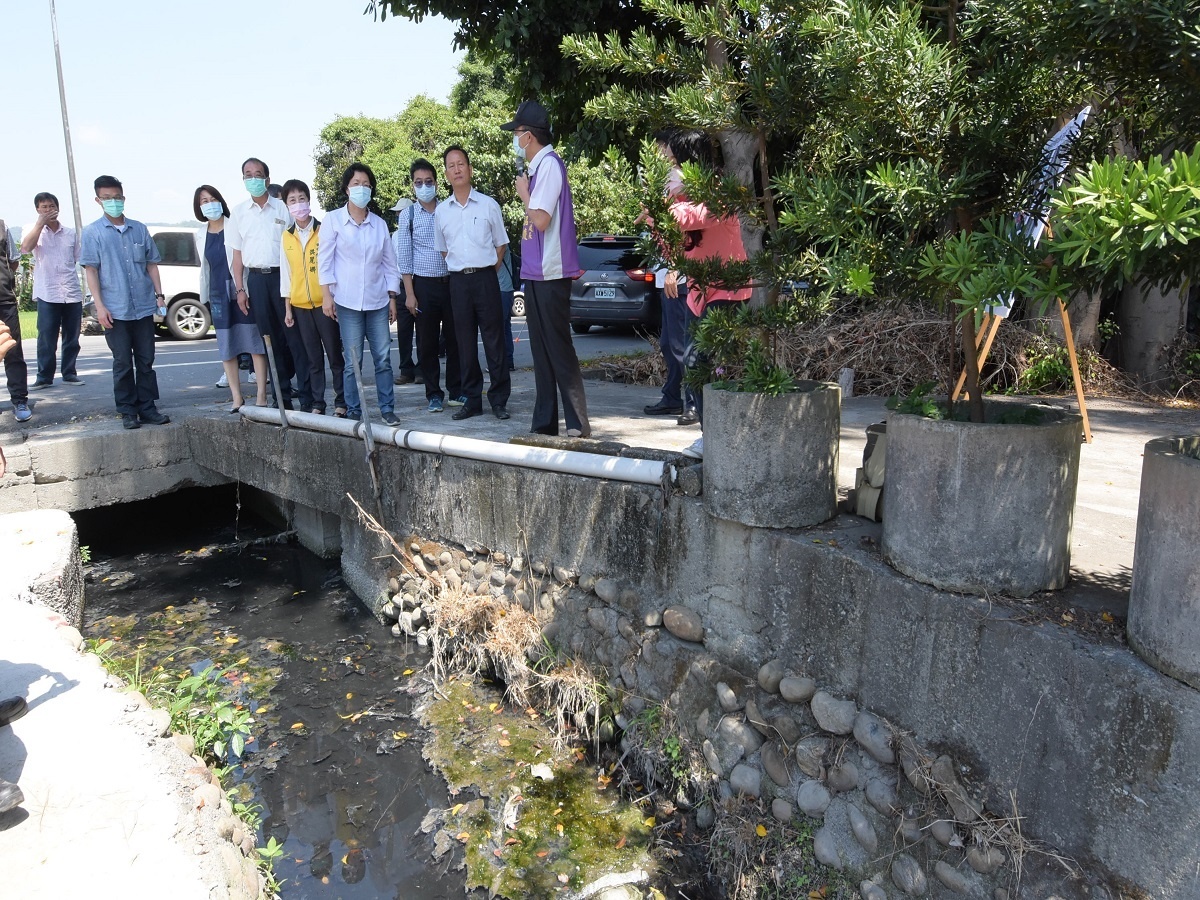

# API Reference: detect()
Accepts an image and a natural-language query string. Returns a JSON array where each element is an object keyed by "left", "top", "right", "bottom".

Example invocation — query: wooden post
[
  {"left": 952, "top": 313, "right": 1002, "bottom": 401},
  {"left": 1058, "top": 299, "right": 1093, "bottom": 443}
]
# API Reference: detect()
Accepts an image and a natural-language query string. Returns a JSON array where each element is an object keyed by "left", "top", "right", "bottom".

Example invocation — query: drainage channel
[{"left": 77, "top": 486, "right": 455, "bottom": 898}]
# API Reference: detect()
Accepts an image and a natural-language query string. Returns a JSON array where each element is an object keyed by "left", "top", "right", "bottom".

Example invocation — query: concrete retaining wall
[
  {"left": 182, "top": 416, "right": 1198, "bottom": 896},
  {"left": 5, "top": 417, "right": 1197, "bottom": 894}
]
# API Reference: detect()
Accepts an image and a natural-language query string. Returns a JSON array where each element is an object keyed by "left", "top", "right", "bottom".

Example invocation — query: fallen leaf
[
  {"left": 756, "top": 824, "right": 768, "bottom": 837},
  {"left": 291, "top": 722, "right": 305, "bottom": 730},
  {"left": 505, "top": 837, "right": 521, "bottom": 846},
  {"left": 557, "top": 823, "right": 564, "bottom": 835},
  {"left": 1100, "top": 611, "right": 1114, "bottom": 623},
  {"left": 536, "top": 850, "right": 548, "bottom": 858},
  {"left": 456, "top": 832, "right": 470, "bottom": 842},
  {"left": 489, "top": 703, "right": 499, "bottom": 712},
  {"left": 403, "top": 668, "right": 415, "bottom": 676},
  {"left": 346, "top": 693, "right": 354, "bottom": 700},
  {"left": 493, "top": 848, "right": 503, "bottom": 858},
  {"left": 615, "top": 835, "right": 627, "bottom": 849},
  {"left": 558, "top": 874, "right": 569, "bottom": 884},
  {"left": 643, "top": 816, "right": 655, "bottom": 828}
]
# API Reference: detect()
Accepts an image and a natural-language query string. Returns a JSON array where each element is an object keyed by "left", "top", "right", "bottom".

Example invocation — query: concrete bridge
[{"left": 3, "top": 373, "right": 1200, "bottom": 897}]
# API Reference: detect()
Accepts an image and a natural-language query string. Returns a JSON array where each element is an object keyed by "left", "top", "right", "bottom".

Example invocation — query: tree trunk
[
  {"left": 1036, "top": 288, "right": 1102, "bottom": 349},
  {"left": 1117, "top": 282, "right": 1186, "bottom": 384},
  {"left": 706, "top": 31, "right": 768, "bottom": 306}
]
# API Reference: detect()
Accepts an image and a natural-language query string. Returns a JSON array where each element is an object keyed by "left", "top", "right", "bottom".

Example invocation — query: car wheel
[
  {"left": 167, "top": 297, "right": 211, "bottom": 340},
  {"left": 571, "top": 322, "right": 591, "bottom": 335},
  {"left": 511, "top": 291, "right": 525, "bottom": 318}
]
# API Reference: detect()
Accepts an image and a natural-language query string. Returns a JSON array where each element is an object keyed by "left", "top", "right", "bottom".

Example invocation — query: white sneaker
[
  {"left": 248, "top": 371, "right": 257, "bottom": 383},
  {"left": 682, "top": 436, "right": 704, "bottom": 459},
  {"left": 216, "top": 371, "right": 229, "bottom": 388}
]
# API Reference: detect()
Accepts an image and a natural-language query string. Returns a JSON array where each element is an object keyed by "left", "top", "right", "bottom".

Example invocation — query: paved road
[{"left": 0, "top": 322, "right": 656, "bottom": 430}]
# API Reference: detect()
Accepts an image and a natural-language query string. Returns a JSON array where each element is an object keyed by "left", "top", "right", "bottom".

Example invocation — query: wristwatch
[{"left": 155, "top": 292, "right": 165, "bottom": 299}]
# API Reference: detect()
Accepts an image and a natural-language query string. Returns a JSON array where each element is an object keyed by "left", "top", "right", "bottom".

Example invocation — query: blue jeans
[
  {"left": 36, "top": 300, "right": 83, "bottom": 382},
  {"left": 336, "top": 305, "right": 394, "bottom": 416}
]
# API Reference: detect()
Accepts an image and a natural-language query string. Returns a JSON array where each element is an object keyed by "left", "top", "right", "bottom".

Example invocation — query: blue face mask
[
  {"left": 100, "top": 198, "right": 125, "bottom": 218},
  {"left": 244, "top": 177, "right": 268, "bottom": 198},
  {"left": 200, "top": 201, "right": 224, "bottom": 221},
  {"left": 513, "top": 133, "right": 527, "bottom": 160},
  {"left": 414, "top": 184, "right": 437, "bottom": 204},
  {"left": 348, "top": 185, "right": 372, "bottom": 208}
]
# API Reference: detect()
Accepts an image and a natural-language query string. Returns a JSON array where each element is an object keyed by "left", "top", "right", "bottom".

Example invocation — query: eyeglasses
[{"left": 413, "top": 179, "right": 436, "bottom": 187}]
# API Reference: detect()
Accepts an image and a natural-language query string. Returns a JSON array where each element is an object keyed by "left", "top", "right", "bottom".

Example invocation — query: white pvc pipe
[{"left": 240, "top": 407, "right": 668, "bottom": 486}]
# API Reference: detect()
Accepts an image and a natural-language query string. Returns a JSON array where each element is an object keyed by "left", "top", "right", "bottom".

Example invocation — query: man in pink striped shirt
[{"left": 21, "top": 192, "right": 85, "bottom": 389}]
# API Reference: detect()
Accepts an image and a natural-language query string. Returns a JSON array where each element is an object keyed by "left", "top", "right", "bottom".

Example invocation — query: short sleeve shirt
[{"left": 79, "top": 217, "right": 161, "bottom": 320}]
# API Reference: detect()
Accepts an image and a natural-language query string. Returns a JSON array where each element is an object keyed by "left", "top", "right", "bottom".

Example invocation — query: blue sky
[{"left": 2, "top": 0, "right": 464, "bottom": 234}]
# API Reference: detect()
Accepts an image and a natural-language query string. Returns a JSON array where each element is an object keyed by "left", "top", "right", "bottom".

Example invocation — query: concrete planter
[
  {"left": 881, "top": 402, "right": 1082, "bottom": 596},
  {"left": 1127, "top": 436, "right": 1200, "bottom": 689},
  {"left": 702, "top": 381, "right": 840, "bottom": 528}
]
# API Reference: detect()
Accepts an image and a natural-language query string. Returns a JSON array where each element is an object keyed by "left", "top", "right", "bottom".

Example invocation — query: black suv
[{"left": 569, "top": 235, "right": 659, "bottom": 334}]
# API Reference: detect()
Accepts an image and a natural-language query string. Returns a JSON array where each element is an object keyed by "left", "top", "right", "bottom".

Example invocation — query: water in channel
[{"left": 77, "top": 486, "right": 458, "bottom": 899}]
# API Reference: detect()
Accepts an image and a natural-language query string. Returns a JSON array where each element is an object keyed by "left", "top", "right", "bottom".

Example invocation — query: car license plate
[{"left": 592, "top": 286, "right": 617, "bottom": 299}]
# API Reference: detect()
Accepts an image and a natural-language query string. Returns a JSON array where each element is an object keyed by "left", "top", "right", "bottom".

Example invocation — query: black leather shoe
[
  {"left": 492, "top": 406, "right": 511, "bottom": 420},
  {"left": 122, "top": 414, "right": 141, "bottom": 430},
  {"left": 0, "top": 779, "right": 23, "bottom": 814},
  {"left": 138, "top": 410, "right": 171, "bottom": 425},
  {"left": 452, "top": 407, "right": 481, "bottom": 421},
  {"left": 644, "top": 402, "right": 683, "bottom": 416},
  {"left": 677, "top": 407, "right": 700, "bottom": 426},
  {"left": 0, "top": 697, "right": 27, "bottom": 728}
]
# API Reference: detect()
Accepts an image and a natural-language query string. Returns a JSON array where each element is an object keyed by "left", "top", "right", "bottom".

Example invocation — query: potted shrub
[{"left": 688, "top": 301, "right": 841, "bottom": 529}]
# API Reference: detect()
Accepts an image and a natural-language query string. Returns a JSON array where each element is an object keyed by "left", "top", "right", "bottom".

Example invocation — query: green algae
[{"left": 424, "top": 678, "right": 654, "bottom": 899}]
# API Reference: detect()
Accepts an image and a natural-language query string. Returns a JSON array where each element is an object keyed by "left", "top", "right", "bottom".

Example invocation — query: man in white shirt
[
  {"left": 21, "top": 192, "right": 85, "bottom": 389},
  {"left": 433, "top": 146, "right": 511, "bottom": 421},
  {"left": 226, "top": 157, "right": 310, "bottom": 410}
]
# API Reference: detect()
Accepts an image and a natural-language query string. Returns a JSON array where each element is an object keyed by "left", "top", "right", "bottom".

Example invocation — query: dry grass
[
  {"left": 592, "top": 302, "right": 1140, "bottom": 401},
  {"left": 349, "top": 493, "right": 614, "bottom": 744}
]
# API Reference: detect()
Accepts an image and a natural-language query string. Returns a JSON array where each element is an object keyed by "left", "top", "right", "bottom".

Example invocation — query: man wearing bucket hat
[{"left": 502, "top": 100, "right": 590, "bottom": 438}]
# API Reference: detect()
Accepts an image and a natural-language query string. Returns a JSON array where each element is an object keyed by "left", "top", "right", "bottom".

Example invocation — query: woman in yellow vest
[{"left": 280, "top": 180, "right": 346, "bottom": 417}]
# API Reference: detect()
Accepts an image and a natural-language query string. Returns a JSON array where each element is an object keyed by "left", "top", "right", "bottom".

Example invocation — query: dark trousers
[
  {"left": 525, "top": 278, "right": 589, "bottom": 436},
  {"left": 247, "top": 268, "right": 311, "bottom": 406},
  {"left": 0, "top": 302, "right": 27, "bottom": 404},
  {"left": 104, "top": 315, "right": 158, "bottom": 416},
  {"left": 395, "top": 304, "right": 417, "bottom": 376},
  {"left": 291, "top": 305, "right": 345, "bottom": 411},
  {"left": 36, "top": 300, "right": 82, "bottom": 383},
  {"left": 450, "top": 268, "right": 510, "bottom": 411},
  {"left": 501, "top": 290, "right": 515, "bottom": 367},
  {"left": 685, "top": 298, "right": 738, "bottom": 425},
  {"left": 658, "top": 288, "right": 694, "bottom": 409},
  {"left": 412, "top": 276, "right": 461, "bottom": 402}
]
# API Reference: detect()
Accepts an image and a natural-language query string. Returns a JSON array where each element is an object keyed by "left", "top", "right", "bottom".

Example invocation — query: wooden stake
[
  {"left": 952, "top": 313, "right": 1002, "bottom": 401},
  {"left": 1058, "top": 298, "right": 1093, "bottom": 443}
]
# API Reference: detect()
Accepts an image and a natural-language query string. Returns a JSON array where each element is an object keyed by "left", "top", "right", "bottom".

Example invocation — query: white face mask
[{"left": 513, "top": 133, "right": 527, "bottom": 160}]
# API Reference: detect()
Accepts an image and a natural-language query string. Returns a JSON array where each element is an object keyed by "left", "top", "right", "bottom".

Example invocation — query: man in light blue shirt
[
  {"left": 395, "top": 158, "right": 461, "bottom": 413},
  {"left": 80, "top": 175, "right": 170, "bottom": 429}
]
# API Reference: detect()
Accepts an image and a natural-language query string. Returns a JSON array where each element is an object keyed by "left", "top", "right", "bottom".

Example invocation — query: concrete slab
[{"left": 0, "top": 513, "right": 231, "bottom": 899}]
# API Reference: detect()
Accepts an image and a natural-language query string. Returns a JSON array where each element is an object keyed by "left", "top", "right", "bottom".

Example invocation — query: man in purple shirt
[
  {"left": 503, "top": 100, "right": 590, "bottom": 438},
  {"left": 21, "top": 192, "right": 85, "bottom": 390}
]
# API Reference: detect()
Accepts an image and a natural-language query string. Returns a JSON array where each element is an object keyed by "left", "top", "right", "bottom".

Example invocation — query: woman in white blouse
[{"left": 317, "top": 164, "right": 402, "bottom": 425}]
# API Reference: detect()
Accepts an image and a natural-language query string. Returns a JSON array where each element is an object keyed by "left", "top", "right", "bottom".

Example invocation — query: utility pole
[{"left": 49, "top": 0, "right": 84, "bottom": 256}]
